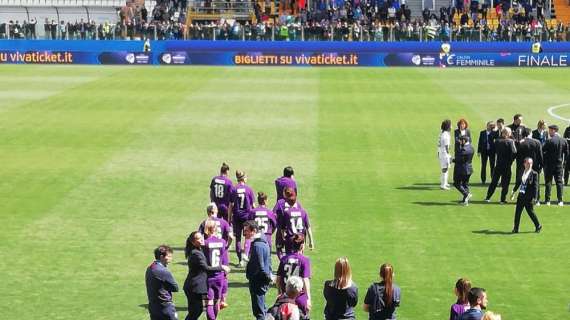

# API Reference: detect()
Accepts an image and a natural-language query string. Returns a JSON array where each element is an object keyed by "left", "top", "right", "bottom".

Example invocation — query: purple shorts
[{"left": 207, "top": 275, "right": 225, "bottom": 301}]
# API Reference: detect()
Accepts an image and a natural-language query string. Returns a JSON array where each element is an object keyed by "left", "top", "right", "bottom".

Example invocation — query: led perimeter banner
[{"left": 1, "top": 40, "right": 570, "bottom": 67}]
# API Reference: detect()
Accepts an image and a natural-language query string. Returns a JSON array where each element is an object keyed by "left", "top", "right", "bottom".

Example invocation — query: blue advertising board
[{"left": 1, "top": 40, "right": 570, "bottom": 67}]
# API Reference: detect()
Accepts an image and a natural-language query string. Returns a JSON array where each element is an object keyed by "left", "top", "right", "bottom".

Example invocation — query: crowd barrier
[{"left": 1, "top": 40, "right": 570, "bottom": 67}]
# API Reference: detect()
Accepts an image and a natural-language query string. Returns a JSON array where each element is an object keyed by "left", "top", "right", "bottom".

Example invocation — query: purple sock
[{"left": 206, "top": 304, "right": 216, "bottom": 320}]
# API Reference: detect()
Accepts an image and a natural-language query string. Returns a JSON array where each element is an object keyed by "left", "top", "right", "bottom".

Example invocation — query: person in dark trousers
[
  {"left": 512, "top": 158, "right": 542, "bottom": 233},
  {"left": 485, "top": 127, "right": 517, "bottom": 204},
  {"left": 542, "top": 124, "right": 568, "bottom": 206},
  {"left": 510, "top": 128, "right": 543, "bottom": 202},
  {"left": 453, "top": 136, "right": 475, "bottom": 206},
  {"left": 458, "top": 288, "right": 487, "bottom": 320},
  {"left": 563, "top": 123, "right": 570, "bottom": 185},
  {"left": 477, "top": 121, "right": 496, "bottom": 185},
  {"left": 245, "top": 220, "right": 273, "bottom": 320},
  {"left": 507, "top": 113, "right": 525, "bottom": 143},
  {"left": 145, "top": 245, "right": 179, "bottom": 320},
  {"left": 184, "top": 231, "right": 230, "bottom": 320},
  {"left": 454, "top": 118, "right": 472, "bottom": 153}
]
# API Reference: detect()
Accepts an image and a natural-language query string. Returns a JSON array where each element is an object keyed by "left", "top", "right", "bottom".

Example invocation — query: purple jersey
[
  {"left": 210, "top": 175, "right": 234, "bottom": 207},
  {"left": 277, "top": 252, "right": 311, "bottom": 289},
  {"left": 275, "top": 176, "right": 298, "bottom": 201},
  {"left": 249, "top": 207, "right": 277, "bottom": 237},
  {"left": 203, "top": 236, "right": 229, "bottom": 277},
  {"left": 199, "top": 217, "right": 232, "bottom": 244},
  {"left": 230, "top": 183, "right": 255, "bottom": 219},
  {"left": 276, "top": 201, "right": 310, "bottom": 240}
]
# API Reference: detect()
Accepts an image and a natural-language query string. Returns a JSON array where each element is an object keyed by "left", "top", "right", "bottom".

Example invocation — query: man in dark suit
[
  {"left": 485, "top": 127, "right": 517, "bottom": 204},
  {"left": 512, "top": 157, "right": 542, "bottom": 233},
  {"left": 454, "top": 136, "right": 475, "bottom": 206},
  {"left": 507, "top": 113, "right": 526, "bottom": 143},
  {"left": 511, "top": 128, "right": 543, "bottom": 202},
  {"left": 146, "top": 245, "right": 179, "bottom": 320},
  {"left": 543, "top": 125, "right": 568, "bottom": 206},
  {"left": 477, "top": 121, "right": 496, "bottom": 184},
  {"left": 245, "top": 220, "right": 273, "bottom": 320},
  {"left": 563, "top": 123, "right": 570, "bottom": 185}
]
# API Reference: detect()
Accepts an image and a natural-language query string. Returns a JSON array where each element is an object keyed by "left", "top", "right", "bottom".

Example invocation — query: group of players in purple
[{"left": 197, "top": 163, "right": 315, "bottom": 319}]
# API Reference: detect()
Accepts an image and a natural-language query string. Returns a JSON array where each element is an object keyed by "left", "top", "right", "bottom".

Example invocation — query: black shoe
[
  {"left": 512, "top": 229, "right": 518, "bottom": 234},
  {"left": 535, "top": 225, "right": 542, "bottom": 233}
]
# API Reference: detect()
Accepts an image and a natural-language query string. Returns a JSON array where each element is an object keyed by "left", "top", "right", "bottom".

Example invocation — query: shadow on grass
[
  {"left": 138, "top": 304, "right": 188, "bottom": 312},
  {"left": 472, "top": 229, "right": 533, "bottom": 235},
  {"left": 396, "top": 185, "right": 438, "bottom": 191},
  {"left": 412, "top": 201, "right": 461, "bottom": 206},
  {"left": 228, "top": 281, "right": 250, "bottom": 288}
]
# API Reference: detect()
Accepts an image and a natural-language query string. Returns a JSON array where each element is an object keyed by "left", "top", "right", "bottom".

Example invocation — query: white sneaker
[
  {"left": 535, "top": 201, "right": 541, "bottom": 207},
  {"left": 238, "top": 260, "right": 246, "bottom": 268},
  {"left": 465, "top": 193, "right": 473, "bottom": 204},
  {"left": 546, "top": 201, "right": 551, "bottom": 206},
  {"left": 558, "top": 201, "right": 564, "bottom": 207},
  {"left": 484, "top": 198, "right": 491, "bottom": 203},
  {"left": 440, "top": 186, "right": 450, "bottom": 190}
]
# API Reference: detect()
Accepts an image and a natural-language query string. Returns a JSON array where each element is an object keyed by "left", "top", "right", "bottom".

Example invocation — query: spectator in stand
[
  {"left": 450, "top": 278, "right": 472, "bottom": 320},
  {"left": 363, "top": 263, "right": 401, "bottom": 320},
  {"left": 323, "top": 257, "right": 358, "bottom": 320}
]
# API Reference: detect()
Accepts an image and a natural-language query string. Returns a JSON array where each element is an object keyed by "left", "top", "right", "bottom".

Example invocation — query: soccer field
[{"left": 1, "top": 65, "right": 569, "bottom": 320}]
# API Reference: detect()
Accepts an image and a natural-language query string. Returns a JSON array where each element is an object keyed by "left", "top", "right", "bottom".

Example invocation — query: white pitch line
[{"left": 547, "top": 103, "right": 570, "bottom": 122}]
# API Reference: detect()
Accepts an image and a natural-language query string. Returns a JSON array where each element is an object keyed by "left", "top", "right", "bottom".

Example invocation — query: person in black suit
[
  {"left": 477, "top": 121, "right": 496, "bottom": 184},
  {"left": 543, "top": 125, "right": 569, "bottom": 206},
  {"left": 454, "top": 118, "right": 472, "bottom": 153},
  {"left": 532, "top": 120, "right": 548, "bottom": 146},
  {"left": 485, "top": 127, "right": 517, "bottom": 204},
  {"left": 184, "top": 231, "right": 230, "bottom": 320},
  {"left": 511, "top": 128, "right": 543, "bottom": 202},
  {"left": 454, "top": 136, "right": 474, "bottom": 205},
  {"left": 507, "top": 113, "right": 526, "bottom": 143},
  {"left": 512, "top": 157, "right": 542, "bottom": 234},
  {"left": 563, "top": 123, "right": 570, "bottom": 185}
]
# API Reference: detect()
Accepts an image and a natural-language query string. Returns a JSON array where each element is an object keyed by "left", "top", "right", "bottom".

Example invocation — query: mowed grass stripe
[
  {"left": 0, "top": 66, "right": 223, "bottom": 319},
  {"left": 1, "top": 67, "right": 320, "bottom": 319}
]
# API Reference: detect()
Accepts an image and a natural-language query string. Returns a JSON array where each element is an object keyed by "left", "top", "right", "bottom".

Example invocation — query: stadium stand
[{"left": 1, "top": 0, "right": 569, "bottom": 40}]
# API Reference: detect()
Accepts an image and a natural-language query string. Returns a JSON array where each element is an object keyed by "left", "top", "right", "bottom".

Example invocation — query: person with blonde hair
[
  {"left": 449, "top": 278, "right": 471, "bottom": 320},
  {"left": 323, "top": 257, "right": 358, "bottom": 320},
  {"left": 363, "top": 263, "right": 401, "bottom": 320},
  {"left": 481, "top": 311, "right": 501, "bottom": 320}
]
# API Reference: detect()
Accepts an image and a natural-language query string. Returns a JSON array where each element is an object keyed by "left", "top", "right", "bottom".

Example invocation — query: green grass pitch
[{"left": 1, "top": 65, "right": 569, "bottom": 319}]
